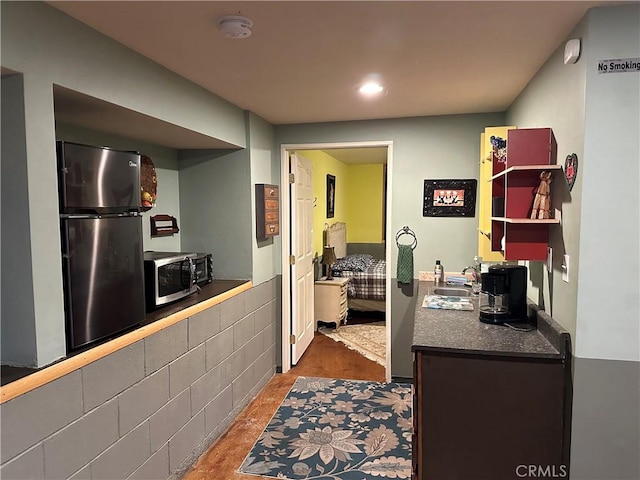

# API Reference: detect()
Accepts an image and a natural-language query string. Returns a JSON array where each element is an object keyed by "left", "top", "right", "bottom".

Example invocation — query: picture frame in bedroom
[
  {"left": 326, "top": 174, "right": 336, "bottom": 218},
  {"left": 423, "top": 179, "right": 477, "bottom": 217}
]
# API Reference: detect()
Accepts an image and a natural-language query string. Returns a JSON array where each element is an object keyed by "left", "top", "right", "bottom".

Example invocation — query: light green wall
[
  {"left": 578, "top": 4, "right": 639, "bottom": 362},
  {"left": 54, "top": 119, "right": 280, "bottom": 285},
  {"left": 507, "top": 5, "right": 640, "bottom": 478},
  {"left": 0, "top": 1, "right": 249, "bottom": 366},
  {"left": 248, "top": 112, "right": 279, "bottom": 285},
  {"left": 1, "top": 3, "right": 245, "bottom": 147},
  {"left": 572, "top": 8, "right": 640, "bottom": 475},
  {"left": 178, "top": 148, "right": 252, "bottom": 280},
  {"left": 2, "top": 70, "right": 65, "bottom": 367},
  {"left": 276, "top": 112, "right": 505, "bottom": 378},
  {"left": 1, "top": 74, "right": 38, "bottom": 366},
  {"left": 55, "top": 123, "right": 182, "bottom": 252},
  {"left": 506, "top": 16, "right": 588, "bottom": 352},
  {"left": 276, "top": 113, "right": 504, "bottom": 275},
  {"left": 346, "top": 164, "right": 385, "bottom": 243},
  {"left": 54, "top": 119, "right": 269, "bottom": 282},
  {"left": 507, "top": 3, "right": 640, "bottom": 362}
]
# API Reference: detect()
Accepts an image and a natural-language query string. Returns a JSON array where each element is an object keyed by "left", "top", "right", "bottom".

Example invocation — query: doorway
[{"left": 280, "top": 141, "right": 393, "bottom": 381}]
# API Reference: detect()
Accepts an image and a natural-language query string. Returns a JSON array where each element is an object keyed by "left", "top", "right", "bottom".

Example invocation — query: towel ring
[{"left": 396, "top": 226, "right": 417, "bottom": 250}]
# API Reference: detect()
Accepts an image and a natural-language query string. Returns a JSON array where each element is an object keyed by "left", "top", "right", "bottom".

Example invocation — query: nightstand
[{"left": 314, "top": 277, "right": 349, "bottom": 330}]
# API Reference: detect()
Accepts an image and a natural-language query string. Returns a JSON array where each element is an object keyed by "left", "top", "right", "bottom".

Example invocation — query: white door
[{"left": 290, "top": 153, "right": 315, "bottom": 364}]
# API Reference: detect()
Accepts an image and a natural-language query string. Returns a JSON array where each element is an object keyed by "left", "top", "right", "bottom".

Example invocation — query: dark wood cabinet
[
  {"left": 412, "top": 350, "right": 572, "bottom": 480},
  {"left": 255, "top": 184, "right": 279, "bottom": 240},
  {"left": 411, "top": 282, "right": 573, "bottom": 480}
]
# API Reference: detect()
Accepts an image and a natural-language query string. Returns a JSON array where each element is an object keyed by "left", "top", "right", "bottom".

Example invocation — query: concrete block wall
[{"left": 0, "top": 279, "right": 278, "bottom": 480}]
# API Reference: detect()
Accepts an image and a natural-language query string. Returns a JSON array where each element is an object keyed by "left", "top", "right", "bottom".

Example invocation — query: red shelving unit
[{"left": 490, "top": 128, "right": 560, "bottom": 261}]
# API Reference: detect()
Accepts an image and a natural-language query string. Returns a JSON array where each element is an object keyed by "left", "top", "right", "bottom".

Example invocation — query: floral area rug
[
  {"left": 238, "top": 376, "right": 412, "bottom": 479},
  {"left": 318, "top": 321, "right": 385, "bottom": 366}
]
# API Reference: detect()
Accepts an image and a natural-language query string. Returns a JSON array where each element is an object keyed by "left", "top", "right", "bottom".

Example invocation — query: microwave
[{"left": 143, "top": 251, "right": 211, "bottom": 309}]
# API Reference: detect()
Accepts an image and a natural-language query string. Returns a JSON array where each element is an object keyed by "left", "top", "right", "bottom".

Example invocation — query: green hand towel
[{"left": 397, "top": 244, "right": 414, "bottom": 284}]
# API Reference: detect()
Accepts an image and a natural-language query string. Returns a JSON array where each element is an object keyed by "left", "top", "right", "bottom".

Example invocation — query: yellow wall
[
  {"left": 301, "top": 150, "right": 385, "bottom": 257},
  {"left": 300, "top": 150, "right": 349, "bottom": 257},
  {"left": 346, "top": 164, "right": 385, "bottom": 243},
  {"left": 477, "top": 126, "right": 515, "bottom": 262}
]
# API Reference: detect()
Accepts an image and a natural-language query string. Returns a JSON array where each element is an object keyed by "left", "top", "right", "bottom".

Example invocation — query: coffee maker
[{"left": 479, "top": 265, "right": 528, "bottom": 324}]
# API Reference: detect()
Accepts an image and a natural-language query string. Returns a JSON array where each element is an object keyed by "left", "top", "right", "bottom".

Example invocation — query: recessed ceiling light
[
  {"left": 218, "top": 15, "right": 253, "bottom": 39},
  {"left": 358, "top": 81, "right": 385, "bottom": 96}
]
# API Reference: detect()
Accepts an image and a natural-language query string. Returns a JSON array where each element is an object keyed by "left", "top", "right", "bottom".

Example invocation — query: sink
[{"left": 432, "top": 287, "right": 472, "bottom": 297}]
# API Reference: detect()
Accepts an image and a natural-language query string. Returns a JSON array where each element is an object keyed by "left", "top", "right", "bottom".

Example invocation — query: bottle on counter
[
  {"left": 471, "top": 256, "right": 482, "bottom": 294},
  {"left": 434, "top": 260, "right": 444, "bottom": 285}
]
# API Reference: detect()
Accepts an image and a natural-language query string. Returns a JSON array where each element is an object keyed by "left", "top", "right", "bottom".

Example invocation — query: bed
[{"left": 325, "top": 222, "right": 386, "bottom": 313}]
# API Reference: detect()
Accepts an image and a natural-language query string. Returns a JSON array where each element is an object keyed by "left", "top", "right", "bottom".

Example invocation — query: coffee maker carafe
[{"left": 479, "top": 265, "right": 528, "bottom": 324}]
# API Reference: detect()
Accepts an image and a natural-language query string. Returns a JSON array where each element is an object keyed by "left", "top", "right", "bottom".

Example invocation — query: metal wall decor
[
  {"left": 564, "top": 153, "right": 578, "bottom": 192},
  {"left": 423, "top": 179, "right": 477, "bottom": 217}
]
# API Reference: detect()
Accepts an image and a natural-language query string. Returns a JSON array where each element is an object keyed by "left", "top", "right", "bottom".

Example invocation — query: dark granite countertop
[
  {"left": 142, "top": 279, "right": 249, "bottom": 326},
  {"left": 412, "top": 281, "right": 568, "bottom": 359}
]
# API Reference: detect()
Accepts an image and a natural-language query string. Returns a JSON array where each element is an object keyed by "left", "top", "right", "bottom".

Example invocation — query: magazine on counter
[{"left": 422, "top": 295, "right": 474, "bottom": 311}]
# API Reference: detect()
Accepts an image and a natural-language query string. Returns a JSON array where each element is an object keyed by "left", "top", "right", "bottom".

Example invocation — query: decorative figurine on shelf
[{"left": 530, "top": 171, "right": 553, "bottom": 219}]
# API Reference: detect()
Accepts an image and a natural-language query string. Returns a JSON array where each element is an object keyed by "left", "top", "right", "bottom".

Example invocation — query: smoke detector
[{"left": 217, "top": 15, "right": 253, "bottom": 39}]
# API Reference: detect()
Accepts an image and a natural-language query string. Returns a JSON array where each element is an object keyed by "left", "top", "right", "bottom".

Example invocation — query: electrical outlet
[
  {"left": 547, "top": 247, "right": 553, "bottom": 273},
  {"left": 562, "top": 254, "right": 570, "bottom": 282}
]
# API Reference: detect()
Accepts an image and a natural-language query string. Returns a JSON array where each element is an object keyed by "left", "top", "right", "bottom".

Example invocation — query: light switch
[
  {"left": 562, "top": 255, "right": 570, "bottom": 282},
  {"left": 555, "top": 209, "right": 562, "bottom": 225}
]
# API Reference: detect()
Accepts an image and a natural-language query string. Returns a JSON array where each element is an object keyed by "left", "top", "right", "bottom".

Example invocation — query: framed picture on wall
[
  {"left": 423, "top": 179, "right": 477, "bottom": 217},
  {"left": 326, "top": 174, "right": 336, "bottom": 218}
]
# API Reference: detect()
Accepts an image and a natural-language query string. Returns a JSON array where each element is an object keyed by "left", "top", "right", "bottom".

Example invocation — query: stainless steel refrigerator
[{"left": 57, "top": 141, "right": 145, "bottom": 352}]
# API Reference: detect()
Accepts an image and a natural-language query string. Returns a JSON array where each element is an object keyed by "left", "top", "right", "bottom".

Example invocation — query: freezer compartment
[
  {"left": 57, "top": 141, "right": 141, "bottom": 214},
  {"left": 61, "top": 215, "right": 145, "bottom": 351}
]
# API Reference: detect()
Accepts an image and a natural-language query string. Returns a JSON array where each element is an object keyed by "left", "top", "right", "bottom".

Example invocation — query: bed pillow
[{"left": 331, "top": 253, "right": 374, "bottom": 272}]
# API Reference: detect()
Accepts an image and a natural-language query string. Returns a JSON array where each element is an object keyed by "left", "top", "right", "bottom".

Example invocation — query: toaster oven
[{"left": 193, "top": 253, "right": 213, "bottom": 286}]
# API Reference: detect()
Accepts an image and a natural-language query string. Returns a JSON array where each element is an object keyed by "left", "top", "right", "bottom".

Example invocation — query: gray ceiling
[
  {"left": 43, "top": 1, "right": 621, "bottom": 158},
  {"left": 48, "top": 1, "right": 615, "bottom": 124}
]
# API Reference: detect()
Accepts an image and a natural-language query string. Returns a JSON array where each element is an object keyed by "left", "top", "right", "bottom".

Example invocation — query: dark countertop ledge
[{"left": 412, "top": 281, "right": 571, "bottom": 360}]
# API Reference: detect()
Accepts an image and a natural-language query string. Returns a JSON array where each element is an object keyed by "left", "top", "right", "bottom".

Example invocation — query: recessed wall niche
[{"left": 53, "top": 85, "right": 236, "bottom": 150}]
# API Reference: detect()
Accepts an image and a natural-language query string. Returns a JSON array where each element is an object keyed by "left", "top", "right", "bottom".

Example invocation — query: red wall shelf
[
  {"left": 490, "top": 128, "right": 560, "bottom": 261},
  {"left": 491, "top": 217, "right": 560, "bottom": 224}
]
